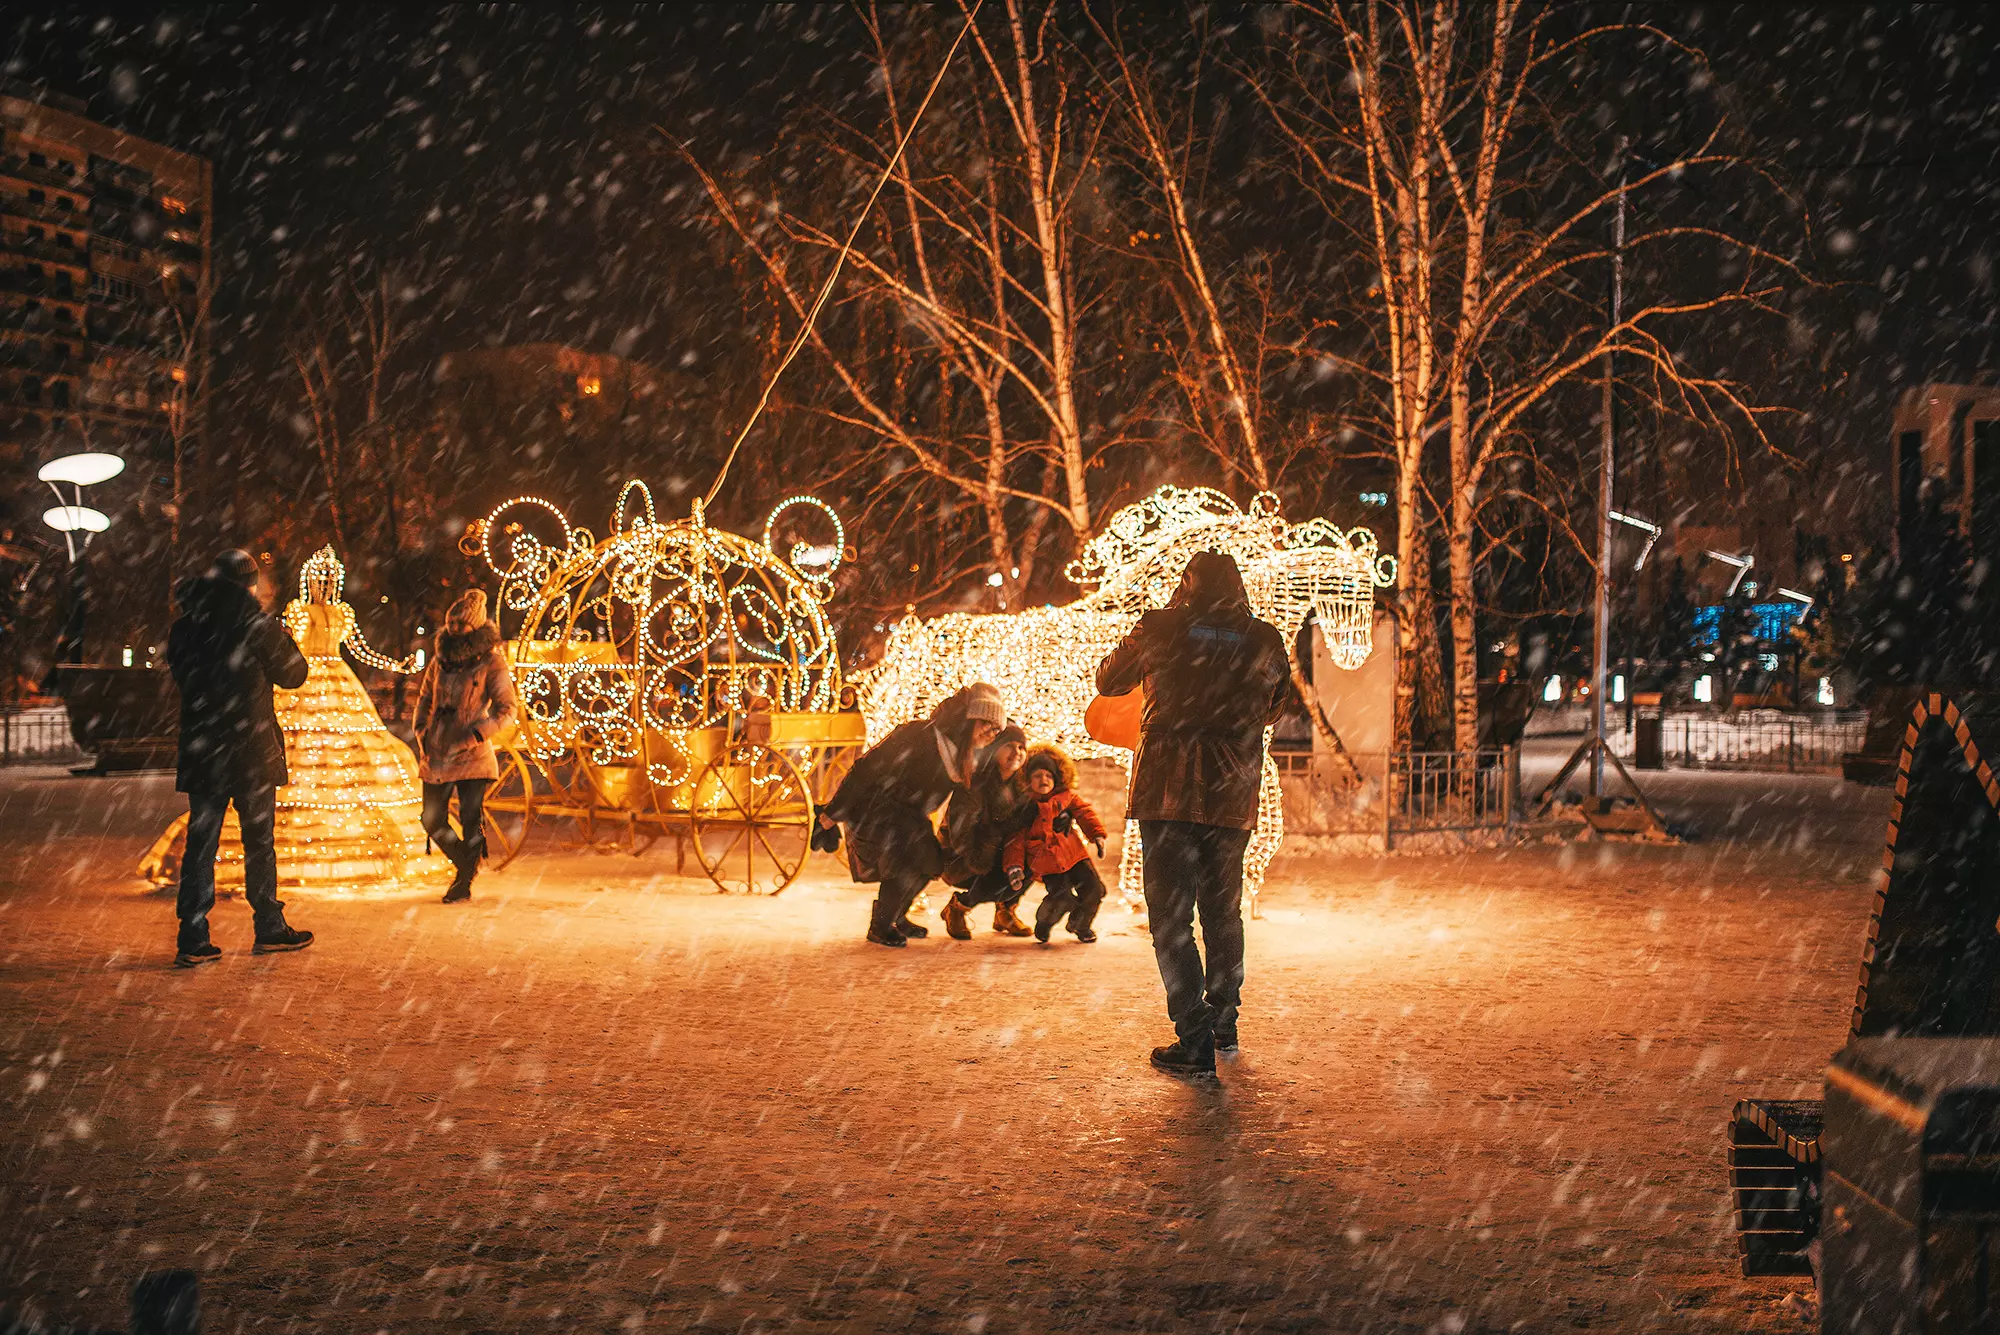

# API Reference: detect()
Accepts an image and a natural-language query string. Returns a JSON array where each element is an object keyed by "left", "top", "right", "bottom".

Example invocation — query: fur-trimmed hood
[
  {"left": 435, "top": 621, "right": 500, "bottom": 671},
  {"left": 1021, "top": 742, "right": 1076, "bottom": 794}
]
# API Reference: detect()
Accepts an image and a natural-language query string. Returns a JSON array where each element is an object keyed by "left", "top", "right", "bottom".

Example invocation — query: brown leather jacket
[{"left": 1094, "top": 553, "right": 1292, "bottom": 830}]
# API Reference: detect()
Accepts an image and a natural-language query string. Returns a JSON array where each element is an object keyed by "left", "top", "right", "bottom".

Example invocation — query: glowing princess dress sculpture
[{"left": 140, "top": 547, "right": 429, "bottom": 894}]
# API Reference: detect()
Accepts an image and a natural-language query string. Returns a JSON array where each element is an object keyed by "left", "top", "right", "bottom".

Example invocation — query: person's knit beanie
[{"left": 960, "top": 682, "right": 1005, "bottom": 726}]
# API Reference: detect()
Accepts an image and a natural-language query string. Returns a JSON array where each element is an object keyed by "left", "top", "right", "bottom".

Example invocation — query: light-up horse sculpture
[{"left": 857, "top": 485, "right": 1395, "bottom": 903}]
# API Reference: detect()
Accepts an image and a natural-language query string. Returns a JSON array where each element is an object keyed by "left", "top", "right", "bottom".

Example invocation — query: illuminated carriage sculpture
[
  {"left": 475, "top": 482, "right": 865, "bottom": 895},
  {"left": 859, "top": 485, "right": 1395, "bottom": 904}
]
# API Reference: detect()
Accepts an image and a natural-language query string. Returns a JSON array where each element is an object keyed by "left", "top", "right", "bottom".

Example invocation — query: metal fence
[
  {"left": 1279, "top": 746, "right": 1521, "bottom": 846},
  {"left": 1617, "top": 710, "right": 1868, "bottom": 775},
  {"left": 1388, "top": 747, "right": 1519, "bottom": 836},
  {"left": 0, "top": 707, "right": 87, "bottom": 766}
]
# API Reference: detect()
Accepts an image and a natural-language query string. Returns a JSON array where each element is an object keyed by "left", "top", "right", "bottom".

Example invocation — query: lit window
[
  {"left": 1612, "top": 674, "right": 1626, "bottom": 703},
  {"left": 1693, "top": 675, "right": 1713, "bottom": 703},
  {"left": 1817, "top": 677, "right": 1835, "bottom": 706},
  {"left": 1543, "top": 675, "right": 1562, "bottom": 703},
  {"left": 121, "top": 647, "right": 133, "bottom": 667}
]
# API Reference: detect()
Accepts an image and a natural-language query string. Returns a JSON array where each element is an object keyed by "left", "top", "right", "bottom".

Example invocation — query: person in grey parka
[{"left": 412, "top": 589, "right": 518, "bottom": 903}]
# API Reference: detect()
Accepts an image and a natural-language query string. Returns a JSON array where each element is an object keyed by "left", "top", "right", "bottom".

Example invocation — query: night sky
[{"left": 10, "top": 4, "right": 2000, "bottom": 555}]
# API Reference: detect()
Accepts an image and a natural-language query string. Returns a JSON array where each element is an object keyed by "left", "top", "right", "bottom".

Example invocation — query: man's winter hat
[
  {"left": 208, "top": 549, "right": 258, "bottom": 588},
  {"left": 959, "top": 682, "right": 1006, "bottom": 727}
]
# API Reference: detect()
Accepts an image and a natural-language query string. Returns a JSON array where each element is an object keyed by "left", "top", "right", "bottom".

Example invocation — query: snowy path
[{"left": 1, "top": 763, "right": 1886, "bottom": 1332}]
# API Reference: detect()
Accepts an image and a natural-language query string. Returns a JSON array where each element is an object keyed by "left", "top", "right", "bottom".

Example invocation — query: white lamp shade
[
  {"left": 37, "top": 453, "right": 126, "bottom": 486},
  {"left": 43, "top": 505, "right": 110, "bottom": 534}
]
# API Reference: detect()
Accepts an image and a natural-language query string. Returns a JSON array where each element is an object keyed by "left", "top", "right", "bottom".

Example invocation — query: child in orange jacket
[{"left": 1005, "top": 743, "right": 1110, "bottom": 943}]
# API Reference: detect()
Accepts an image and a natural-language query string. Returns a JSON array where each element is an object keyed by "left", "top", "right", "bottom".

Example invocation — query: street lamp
[{"left": 37, "top": 451, "right": 124, "bottom": 666}]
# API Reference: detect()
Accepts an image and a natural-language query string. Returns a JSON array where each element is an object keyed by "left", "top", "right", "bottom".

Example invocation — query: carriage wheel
[
  {"left": 690, "top": 742, "right": 812, "bottom": 895},
  {"left": 478, "top": 746, "right": 535, "bottom": 870}
]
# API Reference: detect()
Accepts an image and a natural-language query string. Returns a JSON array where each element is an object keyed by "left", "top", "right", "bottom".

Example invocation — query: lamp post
[{"left": 38, "top": 452, "right": 123, "bottom": 666}]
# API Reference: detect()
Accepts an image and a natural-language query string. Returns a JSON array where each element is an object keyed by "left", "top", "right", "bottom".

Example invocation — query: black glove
[
  {"left": 1052, "top": 809, "right": 1075, "bottom": 836},
  {"left": 810, "top": 820, "right": 842, "bottom": 854}
]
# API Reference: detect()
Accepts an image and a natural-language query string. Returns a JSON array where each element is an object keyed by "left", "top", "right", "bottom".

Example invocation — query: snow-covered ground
[{"left": 0, "top": 760, "right": 1887, "bottom": 1332}]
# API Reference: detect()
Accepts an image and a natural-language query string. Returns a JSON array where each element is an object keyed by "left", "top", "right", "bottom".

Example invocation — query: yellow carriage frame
[{"left": 472, "top": 484, "right": 864, "bottom": 894}]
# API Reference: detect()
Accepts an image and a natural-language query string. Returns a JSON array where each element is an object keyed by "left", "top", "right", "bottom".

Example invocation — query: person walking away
[
  {"left": 816, "top": 683, "right": 1006, "bottom": 946},
  {"left": 1004, "top": 743, "right": 1110, "bottom": 944},
  {"left": 938, "top": 725, "right": 1036, "bottom": 939},
  {"left": 413, "top": 589, "right": 519, "bottom": 903},
  {"left": 1095, "top": 552, "right": 1291, "bottom": 1076},
  {"left": 168, "top": 549, "right": 313, "bottom": 967}
]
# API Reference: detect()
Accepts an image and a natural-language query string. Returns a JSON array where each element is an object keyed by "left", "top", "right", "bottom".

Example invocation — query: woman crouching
[{"left": 817, "top": 683, "right": 1007, "bottom": 947}]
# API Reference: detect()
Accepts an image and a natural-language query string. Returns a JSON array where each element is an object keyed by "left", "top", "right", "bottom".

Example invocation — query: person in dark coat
[
  {"left": 817, "top": 683, "right": 1007, "bottom": 946},
  {"left": 938, "top": 724, "right": 1036, "bottom": 939},
  {"left": 1095, "top": 551, "right": 1292, "bottom": 1075},
  {"left": 166, "top": 549, "right": 313, "bottom": 967},
  {"left": 412, "top": 589, "right": 519, "bottom": 903}
]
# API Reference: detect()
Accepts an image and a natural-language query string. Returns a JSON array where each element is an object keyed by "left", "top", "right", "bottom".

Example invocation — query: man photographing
[
  {"left": 167, "top": 549, "right": 314, "bottom": 967},
  {"left": 1095, "top": 552, "right": 1292, "bottom": 1076}
]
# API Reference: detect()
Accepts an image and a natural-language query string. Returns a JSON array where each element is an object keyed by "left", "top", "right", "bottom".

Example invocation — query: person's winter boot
[
  {"left": 175, "top": 940, "right": 221, "bottom": 968},
  {"left": 443, "top": 833, "right": 484, "bottom": 904},
  {"left": 1033, "top": 895, "right": 1062, "bottom": 943},
  {"left": 175, "top": 922, "right": 219, "bottom": 968},
  {"left": 894, "top": 914, "right": 929, "bottom": 939},
  {"left": 1070, "top": 922, "right": 1098, "bottom": 944},
  {"left": 992, "top": 901, "right": 1033, "bottom": 937},
  {"left": 942, "top": 894, "right": 972, "bottom": 941},
  {"left": 867, "top": 899, "right": 907, "bottom": 948},
  {"left": 252, "top": 924, "right": 315, "bottom": 954},
  {"left": 1149, "top": 1036, "right": 1217, "bottom": 1077},
  {"left": 1212, "top": 1026, "right": 1238, "bottom": 1053}
]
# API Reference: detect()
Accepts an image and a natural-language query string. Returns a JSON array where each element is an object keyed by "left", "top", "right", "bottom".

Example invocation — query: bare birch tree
[
  {"left": 1258, "top": 0, "right": 1792, "bottom": 751},
  {"left": 681, "top": 0, "right": 1111, "bottom": 610}
]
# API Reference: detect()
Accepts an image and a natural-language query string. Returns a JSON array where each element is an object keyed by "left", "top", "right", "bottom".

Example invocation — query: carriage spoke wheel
[
  {"left": 477, "top": 746, "right": 535, "bottom": 870},
  {"left": 690, "top": 742, "right": 812, "bottom": 895}
]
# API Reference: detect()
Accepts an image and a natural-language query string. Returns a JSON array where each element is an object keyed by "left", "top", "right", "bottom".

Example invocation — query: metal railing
[
  {"left": 1388, "top": 747, "right": 1518, "bottom": 836},
  {"left": 0, "top": 707, "right": 87, "bottom": 766},
  {"left": 1280, "top": 746, "right": 1521, "bottom": 846},
  {"left": 1615, "top": 709, "right": 1867, "bottom": 775}
]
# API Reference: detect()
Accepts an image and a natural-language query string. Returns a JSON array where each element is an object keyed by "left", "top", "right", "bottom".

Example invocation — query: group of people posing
[
  {"left": 816, "top": 688, "right": 1112, "bottom": 948},
  {"left": 820, "top": 550, "right": 1293, "bottom": 1077},
  {"left": 165, "top": 544, "right": 1292, "bottom": 1078}
]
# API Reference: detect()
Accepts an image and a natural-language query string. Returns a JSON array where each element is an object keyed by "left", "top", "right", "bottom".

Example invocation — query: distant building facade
[
  {"left": 0, "top": 83, "right": 212, "bottom": 497},
  {"left": 1890, "top": 382, "right": 2000, "bottom": 568}
]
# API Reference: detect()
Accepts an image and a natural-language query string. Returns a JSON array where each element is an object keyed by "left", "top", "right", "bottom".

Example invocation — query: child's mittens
[
  {"left": 1006, "top": 866, "right": 1025, "bottom": 895},
  {"left": 1093, "top": 838, "right": 1106, "bottom": 859},
  {"left": 1052, "top": 808, "right": 1075, "bottom": 836}
]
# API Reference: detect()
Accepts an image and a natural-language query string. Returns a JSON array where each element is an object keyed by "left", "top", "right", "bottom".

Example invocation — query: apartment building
[
  {"left": 0, "top": 82, "right": 212, "bottom": 488},
  {"left": 1889, "top": 382, "right": 2000, "bottom": 568}
]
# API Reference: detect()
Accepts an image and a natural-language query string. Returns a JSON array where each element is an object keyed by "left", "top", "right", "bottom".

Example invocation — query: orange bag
[{"left": 1084, "top": 688, "right": 1145, "bottom": 752}]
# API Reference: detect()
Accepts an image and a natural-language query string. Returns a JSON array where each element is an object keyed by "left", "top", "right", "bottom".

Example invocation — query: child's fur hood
[{"left": 1021, "top": 742, "right": 1076, "bottom": 794}]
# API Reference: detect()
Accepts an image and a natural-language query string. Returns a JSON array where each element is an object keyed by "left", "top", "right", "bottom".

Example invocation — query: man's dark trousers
[
  {"left": 1139, "top": 819, "right": 1252, "bottom": 1045},
  {"left": 177, "top": 787, "right": 285, "bottom": 948}
]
